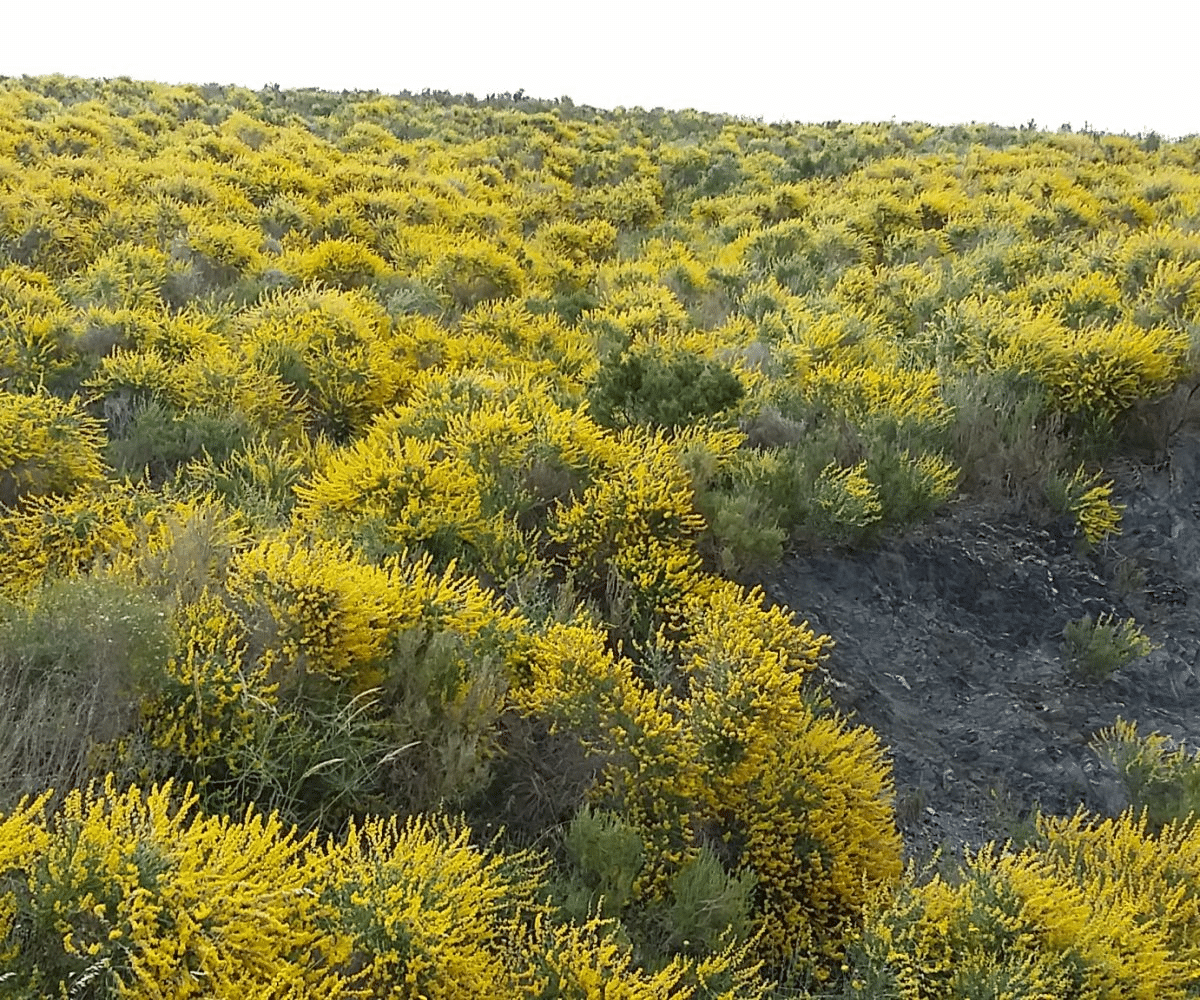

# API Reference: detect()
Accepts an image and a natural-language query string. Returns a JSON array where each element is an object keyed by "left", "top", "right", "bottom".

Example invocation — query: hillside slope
[{"left": 762, "top": 421, "right": 1200, "bottom": 862}]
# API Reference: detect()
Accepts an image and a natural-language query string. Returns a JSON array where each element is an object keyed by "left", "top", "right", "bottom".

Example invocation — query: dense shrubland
[{"left": 1, "top": 74, "right": 1199, "bottom": 996}]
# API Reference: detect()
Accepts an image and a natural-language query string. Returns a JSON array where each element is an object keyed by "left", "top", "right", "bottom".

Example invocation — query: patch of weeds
[
  {"left": 1111, "top": 556, "right": 1147, "bottom": 601},
  {"left": 0, "top": 575, "right": 174, "bottom": 810}
]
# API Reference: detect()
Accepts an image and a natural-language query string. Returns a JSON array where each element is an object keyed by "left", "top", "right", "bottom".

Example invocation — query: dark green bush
[
  {"left": 105, "top": 401, "right": 251, "bottom": 483},
  {"left": 588, "top": 347, "right": 744, "bottom": 430}
]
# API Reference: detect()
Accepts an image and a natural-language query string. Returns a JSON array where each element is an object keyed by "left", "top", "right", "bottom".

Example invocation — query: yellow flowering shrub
[
  {"left": 0, "top": 777, "right": 771, "bottom": 999},
  {"left": 802, "top": 361, "right": 951, "bottom": 431},
  {"left": 320, "top": 814, "right": 542, "bottom": 999},
  {"left": 851, "top": 810, "right": 1200, "bottom": 998},
  {"left": 813, "top": 461, "right": 884, "bottom": 538},
  {"left": 0, "top": 485, "right": 151, "bottom": 595},
  {"left": 280, "top": 237, "right": 389, "bottom": 289},
  {"left": 670, "top": 576, "right": 898, "bottom": 966},
  {"left": 137, "top": 542, "right": 523, "bottom": 825},
  {"left": 520, "top": 914, "right": 771, "bottom": 1000},
  {"left": 456, "top": 299, "right": 597, "bottom": 388},
  {"left": 998, "top": 316, "right": 1188, "bottom": 422},
  {"left": 551, "top": 429, "right": 708, "bottom": 622},
  {"left": 0, "top": 264, "right": 79, "bottom": 392},
  {"left": 666, "top": 573, "right": 832, "bottom": 677},
  {"left": 0, "top": 792, "right": 52, "bottom": 962},
  {"left": 5, "top": 777, "right": 346, "bottom": 999},
  {"left": 1053, "top": 465, "right": 1125, "bottom": 544},
  {"left": 224, "top": 536, "right": 396, "bottom": 691},
  {"left": 295, "top": 432, "right": 493, "bottom": 569},
  {"left": 1090, "top": 718, "right": 1200, "bottom": 831},
  {"left": 410, "top": 228, "right": 525, "bottom": 309},
  {"left": 516, "top": 573, "right": 899, "bottom": 970},
  {"left": 237, "top": 286, "right": 408, "bottom": 438},
  {"left": 0, "top": 389, "right": 105, "bottom": 504},
  {"left": 516, "top": 612, "right": 702, "bottom": 888},
  {"left": 144, "top": 591, "right": 268, "bottom": 762},
  {"left": 173, "top": 215, "right": 266, "bottom": 286},
  {"left": 297, "top": 371, "right": 619, "bottom": 578},
  {"left": 85, "top": 346, "right": 193, "bottom": 409},
  {"left": 64, "top": 243, "right": 176, "bottom": 313}
]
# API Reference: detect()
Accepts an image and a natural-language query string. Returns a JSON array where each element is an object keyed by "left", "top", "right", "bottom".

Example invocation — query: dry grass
[
  {"left": 941, "top": 373, "right": 1069, "bottom": 512},
  {"left": 0, "top": 575, "right": 172, "bottom": 812}
]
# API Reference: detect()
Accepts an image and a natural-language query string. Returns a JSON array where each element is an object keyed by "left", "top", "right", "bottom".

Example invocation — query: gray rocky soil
[{"left": 756, "top": 428, "right": 1200, "bottom": 864}]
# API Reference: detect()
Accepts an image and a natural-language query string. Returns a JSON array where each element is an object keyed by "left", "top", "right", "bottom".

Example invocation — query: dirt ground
[{"left": 756, "top": 429, "right": 1200, "bottom": 864}]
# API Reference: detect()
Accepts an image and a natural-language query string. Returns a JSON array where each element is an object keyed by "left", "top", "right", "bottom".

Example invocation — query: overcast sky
[{"left": 7, "top": 1, "right": 1198, "bottom": 138}]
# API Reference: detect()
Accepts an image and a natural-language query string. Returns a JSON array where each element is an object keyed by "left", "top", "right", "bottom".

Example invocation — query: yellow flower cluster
[
  {"left": 149, "top": 590, "right": 267, "bottom": 761},
  {"left": 226, "top": 536, "right": 397, "bottom": 690},
  {"left": 1063, "top": 466, "right": 1125, "bottom": 544},
  {"left": 1002, "top": 317, "right": 1187, "bottom": 421},
  {"left": 516, "top": 570, "right": 900, "bottom": 967},
  {"left": 551, "top": 429, "right": 710, "bottom": 616},
  {"left": 0, "top": 388, "right": 105, "bottom": 503},
  {"left": 855, "top": 808, "right": 1200, "bottom": 998},
  {"left": 15, "top": 777, "right": 340, "bottom": 998},
  {"left": 237, "top": 286, "right": 408, "bottom": 438},
  {"left": 0, "top": 484, "right": 154, "bottom": 595},
  {"left": 803, "top": 362, "right": 951, "bottom": 431},
  {"left": 147, "top": 535, "right": 523, "bottom": 774},
  {"left": 0, "top": 778, "right": 762, "bottom": 998}
]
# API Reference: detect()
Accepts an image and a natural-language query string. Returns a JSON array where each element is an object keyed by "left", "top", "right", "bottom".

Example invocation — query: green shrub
[
  {"left": 1061, "top": 611, "right": 1154, "bottom": 681},
  {"left": 666, "top": 845, "right": 758, "bottom": 957},
  {"left": 104, "top": 401, "right": 252, "bottom": 483},
  {"left": 560, "top": 804, "right": 646, "bottom": 919},
  {"left": 556, "top": 806, "right": 758, "bottom": 968},
  {"left": 940, "top": 371, "right": 1067, "bottom": 504},
  {"left": 705, "top": 492, "right": 787, "bottom": 575},
  {"left": 588, "top": 347, "right": 744, "bottom": 430}
]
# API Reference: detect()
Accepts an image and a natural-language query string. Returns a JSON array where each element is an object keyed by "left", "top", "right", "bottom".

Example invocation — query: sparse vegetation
[{"left": 1062, "top": 611, "right": 1155, "bottom": 681}]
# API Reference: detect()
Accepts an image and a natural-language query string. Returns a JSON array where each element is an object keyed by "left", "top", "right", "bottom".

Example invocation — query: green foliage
[
  {"left": 561, "top": 804, "right": 646, "bottom": 918},
  {"left": 666, "top": 846, "right": 758, "bottom": 956},
  {"left": 703, "top": 492, "right": 788, "bottom": 575},
  {"left": 1061, "top": 611, "right": 1155, "bottom": 681},
  {"left": 588, "top": 346, "right": 745, "bottom": 430},
  {"left": 104, "top": 400, "right": 252, "bottom": 483}
]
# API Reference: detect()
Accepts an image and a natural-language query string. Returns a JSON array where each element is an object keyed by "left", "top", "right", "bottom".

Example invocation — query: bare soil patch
[{"left": 756, "top": 431, "right": 1200, "bottom": 862}]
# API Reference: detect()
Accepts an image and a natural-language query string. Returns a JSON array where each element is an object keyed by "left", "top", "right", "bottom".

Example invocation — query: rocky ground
[{"left": 757, "top": 428, "right": 1200, "bottom": 865}]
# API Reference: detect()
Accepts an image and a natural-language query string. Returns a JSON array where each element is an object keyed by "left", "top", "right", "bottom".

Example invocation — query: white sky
[{"left": 7, "top": 1, "right": 1198, "bottom": 138}]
